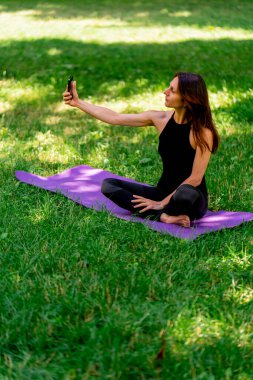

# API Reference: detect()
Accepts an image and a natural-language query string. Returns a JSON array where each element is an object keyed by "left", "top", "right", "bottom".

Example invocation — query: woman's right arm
[{"left": 63, "top": 81, "right": 166, "bottom": 128}]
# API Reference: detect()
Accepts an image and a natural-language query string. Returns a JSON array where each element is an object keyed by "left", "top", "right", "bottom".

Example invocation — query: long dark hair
[{"left": 175, "top": 72, "right": 220, "bottom": 154}]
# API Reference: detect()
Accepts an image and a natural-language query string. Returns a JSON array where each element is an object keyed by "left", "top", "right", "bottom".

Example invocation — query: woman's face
[{"left": 164, "top": 76, "right": 184, "bottom": 109}]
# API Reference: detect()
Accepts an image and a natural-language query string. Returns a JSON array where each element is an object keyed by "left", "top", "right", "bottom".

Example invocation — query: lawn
[{"left": 0, "top": 1, "right": 253, "bottom": 379}]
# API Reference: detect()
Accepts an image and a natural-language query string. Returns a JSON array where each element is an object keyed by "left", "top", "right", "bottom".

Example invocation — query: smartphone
[{"left": 67, "top": 75, "right": 73, "bottom": 93}]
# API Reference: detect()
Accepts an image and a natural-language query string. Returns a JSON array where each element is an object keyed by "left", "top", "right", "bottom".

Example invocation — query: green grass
[{"left": 0, "top": 1, "right": 253, "bottom": 379}]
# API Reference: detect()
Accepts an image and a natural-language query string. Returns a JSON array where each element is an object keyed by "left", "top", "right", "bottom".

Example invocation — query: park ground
[{"left": 0, "top": 1, "right": 252, "bottom": 379}]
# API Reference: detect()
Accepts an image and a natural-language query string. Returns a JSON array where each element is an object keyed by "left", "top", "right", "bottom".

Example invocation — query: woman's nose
[{"left": 164, "top": 88, "right": 170, "bottom": 95}]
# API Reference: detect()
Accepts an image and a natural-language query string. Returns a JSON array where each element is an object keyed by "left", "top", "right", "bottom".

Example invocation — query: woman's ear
[
  {"left": 183, "top": 100, "right": 192, "bottom": 110},
  {"left": 183, "top": 99, "right": 188, "bottom": 108}
]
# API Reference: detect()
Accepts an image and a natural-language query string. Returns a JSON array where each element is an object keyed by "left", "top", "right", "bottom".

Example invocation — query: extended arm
[
  {"left": 63, "top": 81, "right": 166, "bottom": 128},
  {"left": 76, "top": 99, "right": 157, "bottom": 126}
]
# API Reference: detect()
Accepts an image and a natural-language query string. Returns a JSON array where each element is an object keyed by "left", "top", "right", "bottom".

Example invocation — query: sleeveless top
[{"left": 157, "top": 112, "right": 208, "bottom": 199}]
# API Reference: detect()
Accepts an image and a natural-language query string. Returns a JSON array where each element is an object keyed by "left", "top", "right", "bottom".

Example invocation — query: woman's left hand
[{"left": 131, "top": 195, "right": 164, "bottom": 213}]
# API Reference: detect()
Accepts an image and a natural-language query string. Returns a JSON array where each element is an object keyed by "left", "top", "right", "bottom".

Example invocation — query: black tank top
[{"left": 157, "top": 112, "right": 208, "bottom": 199}]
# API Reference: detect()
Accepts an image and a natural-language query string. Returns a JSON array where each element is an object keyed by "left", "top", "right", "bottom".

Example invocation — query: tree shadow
[
  {"left": 1, "top": 37, "right": 252, "bottom": 156},
  {"left": 0, "top": 0, "right": 252, "bottom": 30},
  {"left": 0, "top": 37, "right": 252, "bottom": 212},
  {"left": 1, "top": 38, "right": 252, "bottom": 95}
]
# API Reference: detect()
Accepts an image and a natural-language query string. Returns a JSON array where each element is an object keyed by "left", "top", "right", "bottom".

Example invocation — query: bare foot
[{"left": 160, "top": 213, "right": 191, "bottom": 228}]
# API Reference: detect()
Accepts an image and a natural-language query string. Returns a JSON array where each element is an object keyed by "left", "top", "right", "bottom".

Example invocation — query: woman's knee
[
  {"left": 101, "top": 178, "right": 119, "bottom": 195},
  {"left": 172, "top": 184, "right": 200, "bottom": 206},
  {"left": 172, "top": 184, "right": 208, "bottom": 220}
]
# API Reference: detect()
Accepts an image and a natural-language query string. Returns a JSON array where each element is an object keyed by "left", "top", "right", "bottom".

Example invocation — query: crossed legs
[{"left": 101, "top": 178, "right": 208, "bottom": 227}]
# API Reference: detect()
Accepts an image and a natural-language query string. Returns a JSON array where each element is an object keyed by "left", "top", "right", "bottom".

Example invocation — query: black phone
[{"left": 67, "top": 75, "right": 73, "bottom": 93}]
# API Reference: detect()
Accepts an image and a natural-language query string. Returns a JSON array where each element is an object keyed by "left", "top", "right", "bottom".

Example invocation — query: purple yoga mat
[{"left": 15, "top": 165, "right": 253, "bottom": 240}]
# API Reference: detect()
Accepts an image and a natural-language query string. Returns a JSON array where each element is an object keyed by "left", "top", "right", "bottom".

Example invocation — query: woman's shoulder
[
  {"left": 152, "top": 110, "right": 174, "bottom": 135},
  {"left": 201, "top": 127, "right": 213, "bottom": 141}
]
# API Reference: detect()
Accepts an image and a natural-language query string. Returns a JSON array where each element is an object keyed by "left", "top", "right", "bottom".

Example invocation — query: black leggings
[{"left": 101, "top": 178, "right": 208, "bottom": 221}]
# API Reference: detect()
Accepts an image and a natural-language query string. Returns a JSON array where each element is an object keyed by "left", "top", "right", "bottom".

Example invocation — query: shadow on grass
[
  {"left": 0, "top": 37, "right": 251, "bottom": 161},
  {"left": 1, "top": 38, "right": 253, "bottom": 91},
  {"left": 0, "top": 37, "right": 252, "bottom": 213},
  {"left": 0, "top": 0, "right": 252, "bottom": 30},
  {"left": 0, "top": 38, "right": 252, "bottom": 108}
]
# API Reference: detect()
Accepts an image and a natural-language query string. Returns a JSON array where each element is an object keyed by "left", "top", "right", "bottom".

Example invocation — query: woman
[{"left": 63, "top": 72, "right": 220, "bottom": 228}]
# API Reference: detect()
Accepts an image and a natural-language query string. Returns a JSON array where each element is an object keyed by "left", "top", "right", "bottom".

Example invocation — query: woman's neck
[{"left": 173, "top": 108, "right": 190, "bottom": 124}]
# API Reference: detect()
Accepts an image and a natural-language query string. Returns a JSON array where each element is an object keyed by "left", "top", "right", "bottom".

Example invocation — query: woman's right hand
[{"left": 63, "top": 81, "right": 79, "bottom": 107}]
